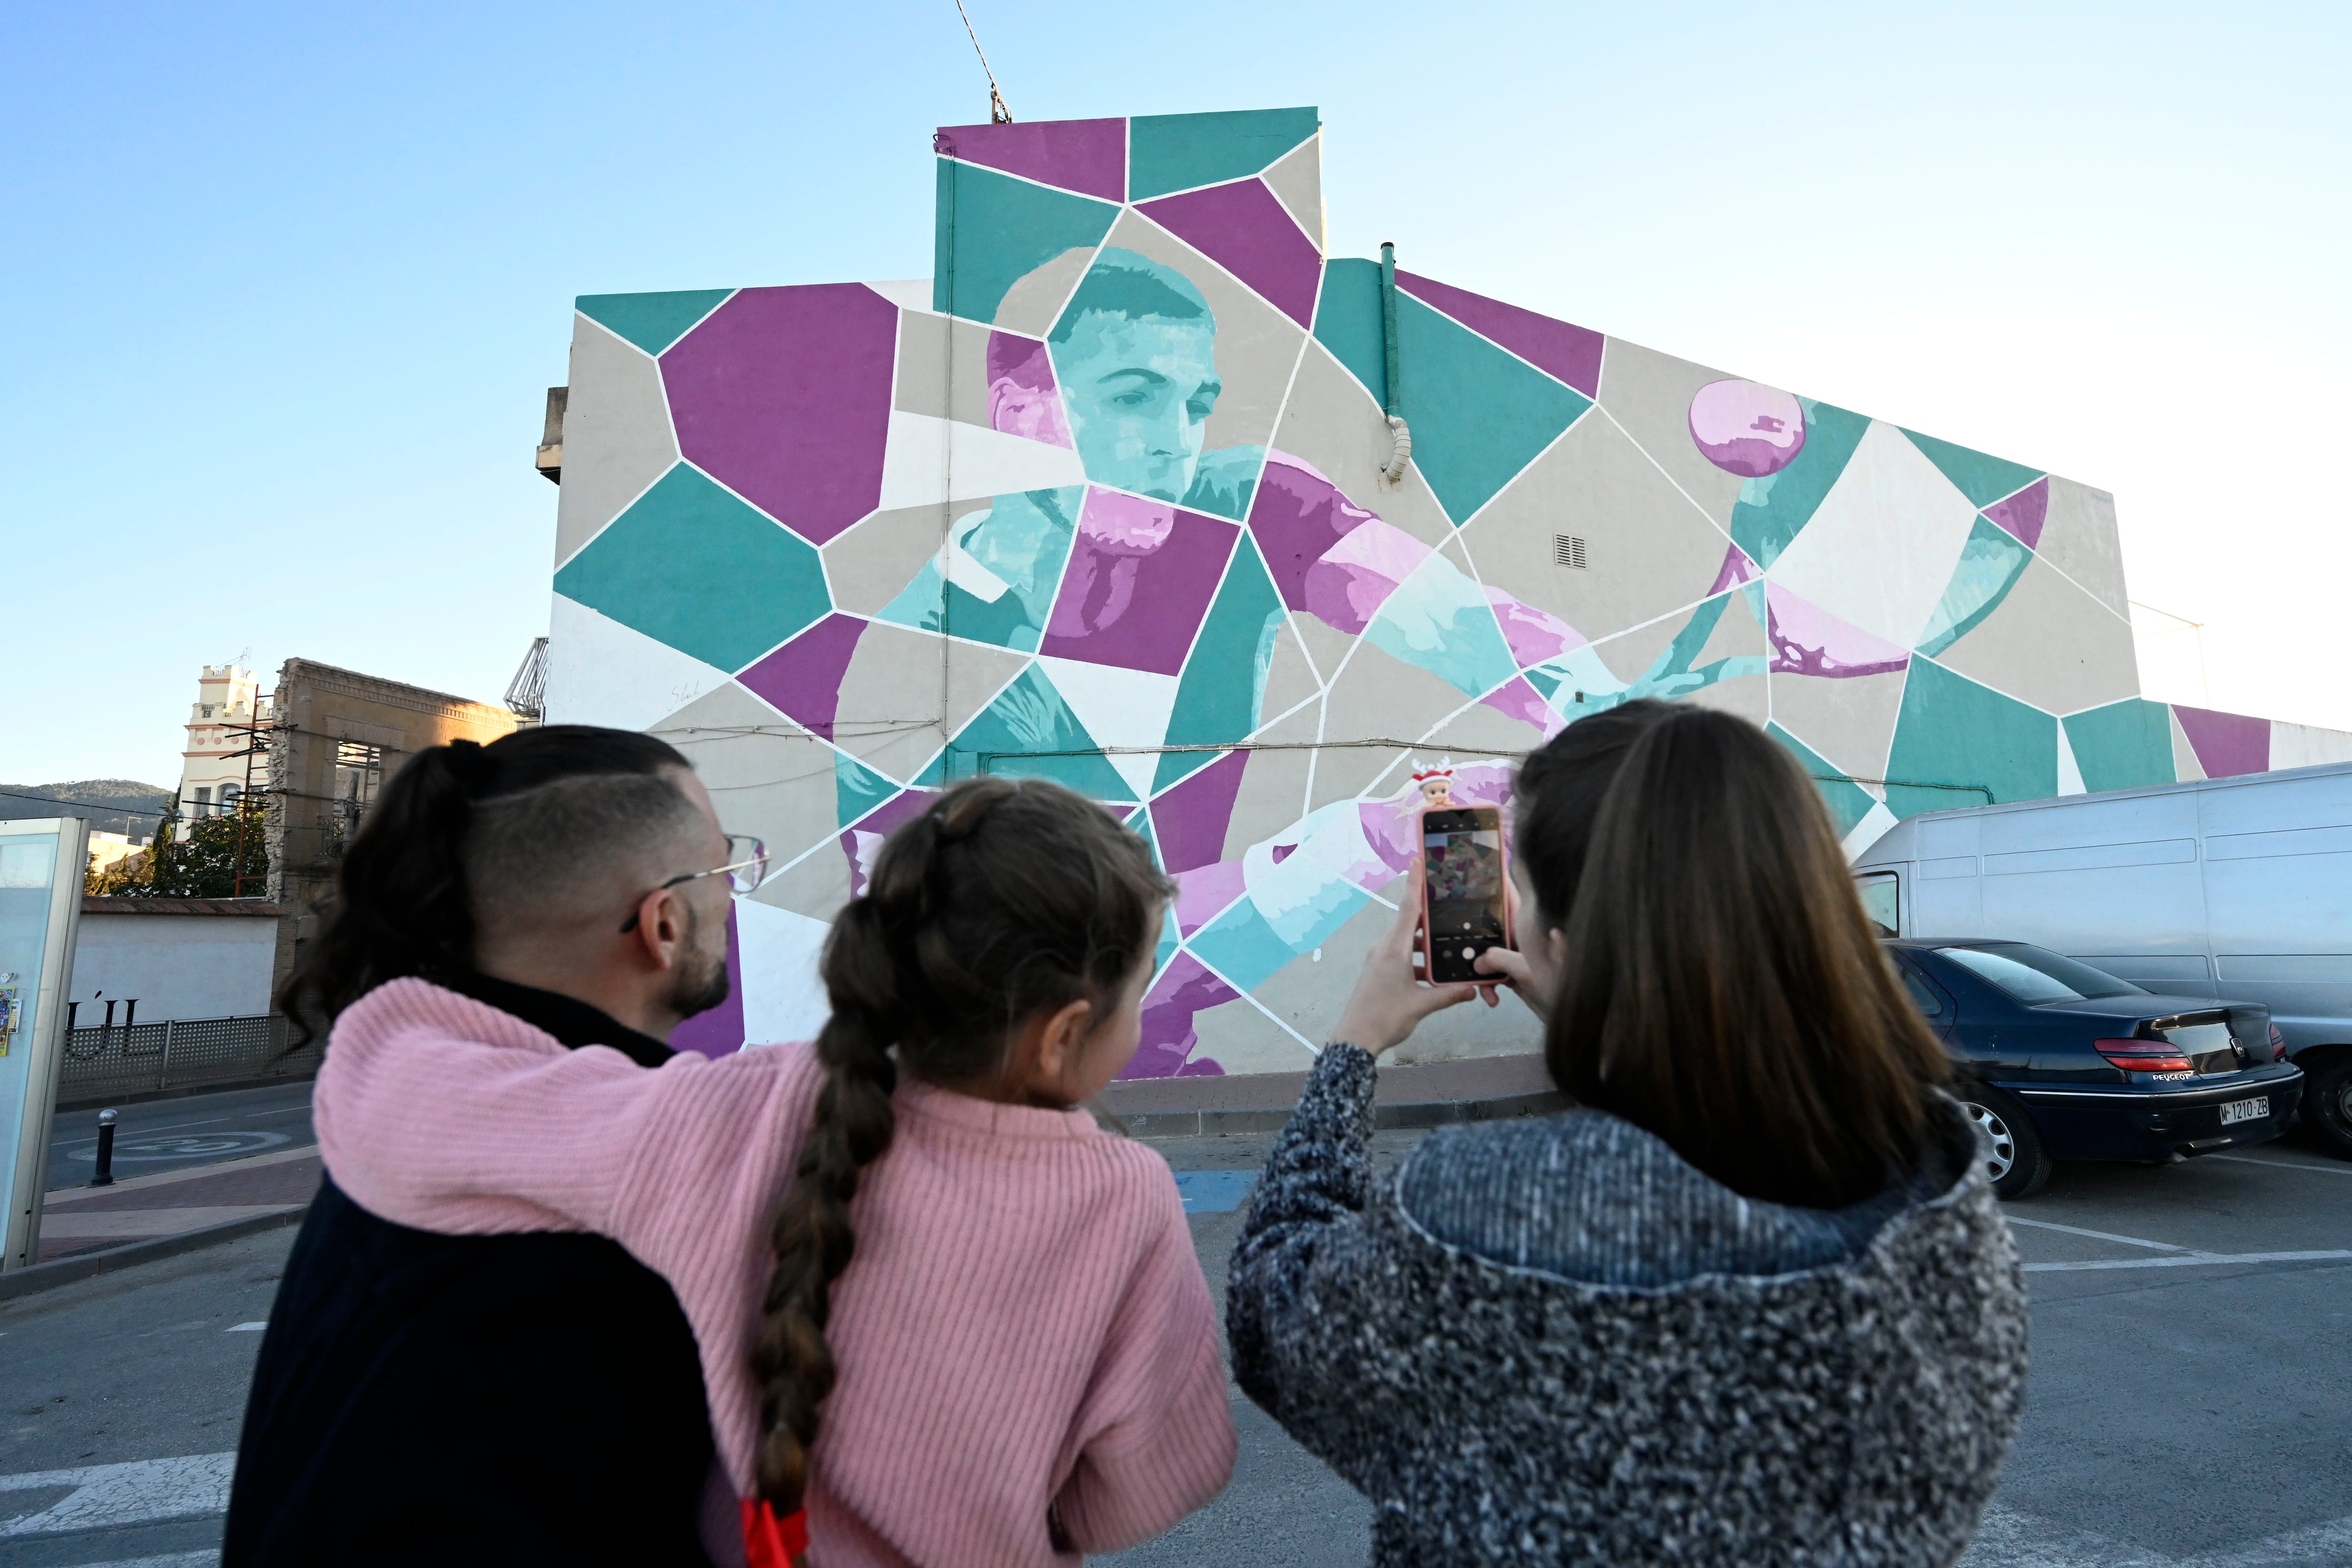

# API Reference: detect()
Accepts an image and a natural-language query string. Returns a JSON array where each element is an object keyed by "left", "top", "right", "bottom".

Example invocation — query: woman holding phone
[{"left": 1226, "top": 700, "right": 2028, "bottom": 1566}]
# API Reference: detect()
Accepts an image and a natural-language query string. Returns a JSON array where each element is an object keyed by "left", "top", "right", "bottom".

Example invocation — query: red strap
[{"left": 741, "top": 1497, "right": 810, "bottom": 1568}]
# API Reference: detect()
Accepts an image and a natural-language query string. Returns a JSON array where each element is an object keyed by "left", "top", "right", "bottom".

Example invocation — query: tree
[{"left": 87, "top": 801, "right": 270, "bottom": 899}]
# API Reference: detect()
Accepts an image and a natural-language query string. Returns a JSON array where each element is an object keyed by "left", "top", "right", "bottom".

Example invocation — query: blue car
[{"left": 1884, "top": 940, "right": 2305, "bottom": 1199}]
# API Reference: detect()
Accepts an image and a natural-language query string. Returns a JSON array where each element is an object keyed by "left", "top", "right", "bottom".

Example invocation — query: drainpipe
[{"left": 1377, "top": 242, "right": 1412, "bottom": 487}]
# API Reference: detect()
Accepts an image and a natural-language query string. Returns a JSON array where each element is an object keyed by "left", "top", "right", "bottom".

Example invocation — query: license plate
[{"left": 2220, "top": 1096, "right": 2269, "bottom": 1126}]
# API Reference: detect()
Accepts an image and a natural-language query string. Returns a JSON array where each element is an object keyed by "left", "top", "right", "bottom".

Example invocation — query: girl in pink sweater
[{"left": 310, "top": 773, "right": 1234, "bottom": 1566}]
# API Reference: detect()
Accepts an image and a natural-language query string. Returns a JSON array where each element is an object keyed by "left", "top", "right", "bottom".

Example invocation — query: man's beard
[{"left": 668, "top": 908, "right": 732, "bottom": 1020}]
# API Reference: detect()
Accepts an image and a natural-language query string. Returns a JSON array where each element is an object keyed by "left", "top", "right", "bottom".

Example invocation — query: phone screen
[{"left": 1422, "top": 808, "right": 1507, "bottom": 982}]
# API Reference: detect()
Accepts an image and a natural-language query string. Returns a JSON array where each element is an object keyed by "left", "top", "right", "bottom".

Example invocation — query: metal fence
[{"left": 58, "top": 1014, "right": 319, "bottom": 1105}]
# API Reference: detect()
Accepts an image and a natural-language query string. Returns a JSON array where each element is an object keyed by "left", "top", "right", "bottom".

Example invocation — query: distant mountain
[{"left": 0, "top": 780, "right": 175, "bottom": 838}]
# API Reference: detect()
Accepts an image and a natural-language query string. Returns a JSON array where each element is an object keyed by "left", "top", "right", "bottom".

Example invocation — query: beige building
[
  {"left": 175, "top": 664, "right": 275, "bottom": 821},
  {"left": 264, "top": 659, "right": 517, "bottom": 1004}
]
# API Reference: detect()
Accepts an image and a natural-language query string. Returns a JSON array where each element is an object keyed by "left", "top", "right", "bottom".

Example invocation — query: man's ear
[
  {"left": 627, "top": 887, "right": 690, "bottom": 972},
  {"left": 989, "top": 376, "right": 1073, "bottom": 446}
]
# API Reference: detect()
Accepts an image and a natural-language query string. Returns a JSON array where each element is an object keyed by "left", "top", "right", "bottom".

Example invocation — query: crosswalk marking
[{"left": 0, "top": 1452, "right": 234, "bottom": 1537}]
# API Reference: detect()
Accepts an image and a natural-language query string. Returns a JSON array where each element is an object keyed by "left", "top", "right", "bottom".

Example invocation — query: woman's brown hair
[
  {"left": 750, "top": 776, "right": 1173, "bottom": 1516},
  {"left": 1513, "top": 700, "right": 1948, "bottom": 1208}
]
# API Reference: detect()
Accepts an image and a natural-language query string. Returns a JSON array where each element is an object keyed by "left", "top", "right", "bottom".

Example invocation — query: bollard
[{"left": 88, "top": 1109, "right": 118, "bottom": 1188}]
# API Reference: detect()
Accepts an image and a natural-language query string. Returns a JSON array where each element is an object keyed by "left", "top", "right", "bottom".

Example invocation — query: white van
[{"left": 1851, "top": 760, "right": 2352, "bottom": 1158}]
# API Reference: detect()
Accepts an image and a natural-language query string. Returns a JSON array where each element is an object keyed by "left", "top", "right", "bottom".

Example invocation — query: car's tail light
[
  {"left": 2096, "top": 1037, "right": 2195, "bottom": 1073},
  {"left": 2270, "top": 1023, "right": 2288, "bottom": 1062}
]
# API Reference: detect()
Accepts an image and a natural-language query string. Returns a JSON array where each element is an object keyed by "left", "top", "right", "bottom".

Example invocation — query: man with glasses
[{"left": 227, "top": 730, "right": 779, "bottom": 1568}]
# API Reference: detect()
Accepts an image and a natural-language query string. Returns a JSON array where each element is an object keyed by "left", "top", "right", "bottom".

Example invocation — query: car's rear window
[{"left": 1937, "top": 944, "right": 2144, "bottom": 1004}]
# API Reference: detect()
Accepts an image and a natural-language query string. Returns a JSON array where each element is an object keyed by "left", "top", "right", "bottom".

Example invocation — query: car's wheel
[
  {"left": 2299, "top": 1052, "right": 2352, "bottom": 1160},
  {"left": 1953, "top": 1085, "right": 2052, "bottom": 1199}
]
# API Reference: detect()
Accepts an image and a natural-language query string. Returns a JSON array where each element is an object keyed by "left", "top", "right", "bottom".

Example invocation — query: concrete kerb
[{"left": 0, "top": 1205, "right": 309, "bottom": 1303}]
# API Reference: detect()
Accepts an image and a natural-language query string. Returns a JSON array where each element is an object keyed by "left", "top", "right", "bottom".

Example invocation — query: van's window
[
  {"left": 1938, "top": 944, "right": 2144, "bottom": 1004},
  {"left": 1855, "top": 873, "right": 1899, "bottom": 938}
]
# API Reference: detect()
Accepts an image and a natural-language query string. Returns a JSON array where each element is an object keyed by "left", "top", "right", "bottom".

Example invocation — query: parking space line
[
  {"left": 2023, "top": 1249, "right": 2352, "bottom": 1274},
  {"left": 2004, "top": 1216, "right": 2193, "bottom": 1252},
  {"left": 2208, "top": 1153, "right": 2352, "bottom": 1176},
  {"left": 0, "top": 1452, "right": 233, "bottom": 1536}
]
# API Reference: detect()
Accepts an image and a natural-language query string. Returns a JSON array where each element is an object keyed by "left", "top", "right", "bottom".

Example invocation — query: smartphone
[{"left": 1419, "top": 807, "right": 1512, "bottom": 984}]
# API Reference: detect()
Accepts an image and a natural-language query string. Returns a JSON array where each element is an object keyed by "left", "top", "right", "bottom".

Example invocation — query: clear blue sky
[{"left": 8, "top": 0, "right": 2346, "bottom": 787}]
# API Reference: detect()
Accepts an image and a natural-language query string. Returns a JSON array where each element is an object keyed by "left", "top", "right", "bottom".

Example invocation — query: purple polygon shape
[
  {"left": 738, "top": 614, "right": 868, "bottom": 739},
  {"left": 1123, "top": 951, "right": 1234, "bottom": 1079},
  {"left": 668, "top": 903, "right": 746, "bottom": 1059},
  {"left": 2172, "top": 705, "right": 2271, "bottom": 778},
  {"left": 1154, "top": 751, "right": 1249, "bottom": 874},
  {"left": 1040, "top": 491, "right": 1240, "bottom": 675},
  {"left": 662, "top": 284, "right": 896, "bottom": 545},
  {"left": 1397, "top": 269, "right": 1604, "bottom": 398},
  {"left": 1136, "top": 179, "right": 1321, "bottom": 327},
  {"left": 838, "top": 787, "right": 942, "bottom": 897},
  {"left": 1249, "top": 454, "right": 1377, "bottom": 612},
  {"left": 935, "top": 118, "right": 1126, "bottom": 203},
  {"left": 1983, "top": 478, "right": 2050, "bottom": 550}
]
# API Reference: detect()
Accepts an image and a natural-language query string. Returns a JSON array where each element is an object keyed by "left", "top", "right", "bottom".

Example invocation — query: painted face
[{"left": 1053, "top": 312, "right": 1220, "bottom": 502}]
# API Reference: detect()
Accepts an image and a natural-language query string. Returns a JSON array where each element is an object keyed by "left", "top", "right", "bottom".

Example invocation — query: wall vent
[{"left": 1554, "top": 534, "right": 1588, "bottom": 570}]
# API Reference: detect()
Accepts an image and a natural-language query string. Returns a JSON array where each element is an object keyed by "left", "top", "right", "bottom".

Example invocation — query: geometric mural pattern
[{"left": 542, "top": 106, "right": 2350, "bottom": 1077}]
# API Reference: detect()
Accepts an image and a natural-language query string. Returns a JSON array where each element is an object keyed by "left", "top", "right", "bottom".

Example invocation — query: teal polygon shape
[
  {"left": 1128, "top": 108, "right": 1319, "bottom": 201},
  {"left": 576, "top": 290, "right": 733, "bottom": 356},
  {"left": 1916, "top": 516, "right": 2033, "bottom": 655},
  {"left": 948, "top": 664, "right": 1137, "bottom": 802},
  {"left": 1154, "top": 536, "right": 1285, "bottom": 793},
  {"left": 1154, "top": 903, "right": 1181, "bottom": 978},
  {"left": 1899, "top": 428, "right": 2044, "bottom": 509},
  {"left": 933, "top": 161, "right": 1120, "bottom": 324},
  {"left": 1313, "top": 258, "right": 1386, "bottom": 404},
  {"left": 2062, "top": 700, "right": 2178, "bottom": 794},
  {"left": 1364, "top": 553, "right": 1521, "bottom": 701},
  {"left": 1728, "top": 400, "right": 1870, "bottom": 570},
  {"left": 1397, "top": 292, "right": 1591, "bottom": 525},
  {"left": 1886, "top": 657, "right": 2058, "bottom": 820},
  {"left": 552, "top": 463, "right": 830, "bottom": 672},
  {"left": 1768, "top": 722, "right": 1879, "bottom": 839},
  {"left": 1187, "top": 899, "right": 1292, "bottom": 994},
  {"left": 835, "top": 752, "right": 898, "bottom": 828}
]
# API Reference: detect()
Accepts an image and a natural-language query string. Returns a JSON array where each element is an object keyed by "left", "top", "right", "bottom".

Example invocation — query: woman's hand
[{"left": 1330, "top": 863, "right": 1490, "bottom": 1056}]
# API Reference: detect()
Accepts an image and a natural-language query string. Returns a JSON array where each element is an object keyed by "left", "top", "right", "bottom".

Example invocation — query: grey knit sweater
[{"left": 1227, "top": 1045, "right": 2028, "bottom": 1567}]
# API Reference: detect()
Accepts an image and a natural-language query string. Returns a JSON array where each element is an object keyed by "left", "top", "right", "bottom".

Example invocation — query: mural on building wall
[{"left": 541, "top": 106, "right": 2352, "bottom": 1074}]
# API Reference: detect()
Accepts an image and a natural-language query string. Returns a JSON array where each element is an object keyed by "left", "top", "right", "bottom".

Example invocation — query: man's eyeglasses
[{"left": 619, "top": 834, "right": 771, "bottom": 933}]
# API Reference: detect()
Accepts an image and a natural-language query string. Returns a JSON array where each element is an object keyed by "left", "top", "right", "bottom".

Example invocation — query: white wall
[{"left": 70, "top": 912, "right": 278, "bottom": 1023}]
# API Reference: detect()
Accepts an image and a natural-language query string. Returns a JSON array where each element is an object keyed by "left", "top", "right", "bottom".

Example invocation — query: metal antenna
[{"left": 953, "top": 0, "right": 1012, "bottom": 123}]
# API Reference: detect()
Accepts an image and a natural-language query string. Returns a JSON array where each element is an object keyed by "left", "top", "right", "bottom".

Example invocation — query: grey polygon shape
[
  {"left": 1593, "top": 337, "right": 1751, "bottom": 529},
  {"left": 991, "top": 245, "right": 1100, "bottom": 340},
  {"left": 652, "top": 681, "right": 839, "bottom": 864},
  {"left": 1680, "top": 672, "right": 1768, "bottom": 724},
  {"left": 822, "top": 499, "right": 988, "bottom": 616},
  {"left": 893, "top": 311, "right": 1001, "bottom": 425},
  {"left": 2170, "top": 708, "right": 2207, "bottom": 781},
  {"left": 554, "top": 316, "right": 681, "bottom": 569},
  {"left": 2035, "top": 477, "right": 2130, "bottom": 619},
  {"left": 1769, "top": 667, "right": 1909, "bottom": 783},
  {"left": 1456, "top": 411, "right": 1733, "bottom": 646},
  {"left": 1323, "top": 638, "right": 1476, "bottom": 752},
  {"left": 1188, "top": 990, "right": 1316, "bottom": 1075},
  {"left": 1931, "top": 551, "right": 2140, "bottom": 716},
  {"left": 1270, "top": 340, "right": 1453, "bottom": 546},
  {"left": 1261, "top": 136, "right": 1323, "bottom": 246}
]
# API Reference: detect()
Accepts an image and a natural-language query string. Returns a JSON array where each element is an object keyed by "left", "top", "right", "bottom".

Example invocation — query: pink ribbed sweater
[{"left": 311, "top": 979, "right": 1234, "bottom": 1567}]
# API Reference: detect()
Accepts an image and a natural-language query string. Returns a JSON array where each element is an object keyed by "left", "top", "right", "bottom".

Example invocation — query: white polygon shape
[
  {"left": 1841, "top": 800, "right": 1900, "bottom": 861},
  {"left": 1765, "top": 421, "right": 1979, "bottom": 651},
  {"left": 544, "top": 593, "right": 729, "bottom": 731},
  {"left": 1034, "top": 656, "right": 1181, "bottom": 799},
  {"left": 2056, "top": 723, "right": 2086, "bottom": 796},
  {"left": 737, "top": 898, "right": 831, "bottom": 1046},
  {"left": 2271, "top": 721, "right": 2352, "bottom": 768},
  {"left": 875, "top": 411, "right": 1087, "bottom": 511},
  {"left": 865, "top": 279, "right": 934, "bottom": 310}
]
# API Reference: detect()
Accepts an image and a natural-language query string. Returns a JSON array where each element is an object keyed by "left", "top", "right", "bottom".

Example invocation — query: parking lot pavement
[
  {"left": 1115, "top": 1123, "right": 2352, "bottom": 1568},
  {"left": 4, "top": 1119, "right": 2342, "bottom": 1567},
  {"left": 45, "top": 1084, "right": 315, "bottom": 1194}
]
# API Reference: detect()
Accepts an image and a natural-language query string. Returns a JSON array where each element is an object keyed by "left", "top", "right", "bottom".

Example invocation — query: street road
[
  {"left": 2, "top": 1121, "right": 2346, "bottom": 1566},
  {"left": 44, "top": 1084, "right": 314, "bottom": 1194}
]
